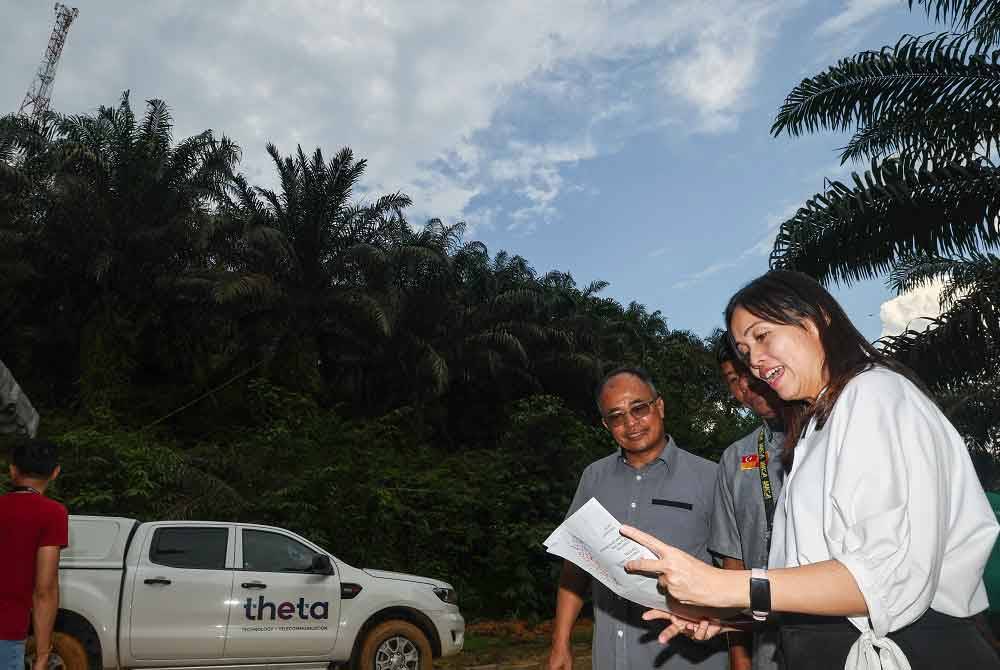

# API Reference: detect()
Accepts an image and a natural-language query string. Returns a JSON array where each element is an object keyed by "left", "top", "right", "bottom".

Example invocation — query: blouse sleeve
[{"left": 823, "top": 370, "right": 953, "bottom": 636}]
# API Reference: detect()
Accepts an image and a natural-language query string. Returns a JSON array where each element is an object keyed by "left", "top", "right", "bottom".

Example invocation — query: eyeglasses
[{"left": 602, "top": 396, "right": 659, "bottom": 429}]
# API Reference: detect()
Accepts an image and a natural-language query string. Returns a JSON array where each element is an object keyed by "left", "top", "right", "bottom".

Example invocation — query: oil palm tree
[
  {"left": 768, "top": 0, "right": 1000, "bottom": 448},
  {"left": 0, "top": 93, "right": 241, "bottom": 411},
  {"left": 225, "top": 142, "right": 412, "bottom": 393}
]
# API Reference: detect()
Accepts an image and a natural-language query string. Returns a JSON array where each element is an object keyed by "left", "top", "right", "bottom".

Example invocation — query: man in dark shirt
[
  {"left": 0, "top": 439, "right": 69, "bottom": 670},
  {"left": 547, "top": 366, "right": 726, "bottom": 670},
  {"left": 708, "top": 342, "right": 784, "bottom": 670}
]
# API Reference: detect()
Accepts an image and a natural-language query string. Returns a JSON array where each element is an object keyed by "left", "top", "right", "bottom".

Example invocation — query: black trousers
[{"left": 779, "top": 609, "right": 1000, "bottom": 670}]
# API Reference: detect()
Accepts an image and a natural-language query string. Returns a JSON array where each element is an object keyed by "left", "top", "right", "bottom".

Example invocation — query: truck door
[
  {"left": 127, "top": 524, "right": 235, "bottom": 661},
  {"left": 224, "top": 527, "right": 342, "bottom": 659}
]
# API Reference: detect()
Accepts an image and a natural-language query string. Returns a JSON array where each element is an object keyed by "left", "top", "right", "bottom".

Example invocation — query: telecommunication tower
[{"left": 18, "top": 3, "right": 80, "bottom": 121}]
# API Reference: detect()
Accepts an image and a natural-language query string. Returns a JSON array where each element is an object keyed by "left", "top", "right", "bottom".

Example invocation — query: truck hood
[{"left": 362, "top": 568, "right": 450, "bottom": 589}]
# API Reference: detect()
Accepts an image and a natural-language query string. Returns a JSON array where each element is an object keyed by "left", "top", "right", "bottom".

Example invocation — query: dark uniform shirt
[
  {"left": 566, "top": 437, "right": 727, "bottom": 670},
  {"left": 708, "top": 425, "right": 785, "bottom": 670}
]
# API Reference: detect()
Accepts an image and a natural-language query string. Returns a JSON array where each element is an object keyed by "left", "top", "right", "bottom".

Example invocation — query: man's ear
[{"left": 49, "top": 465, "right": 61, "bottom": 482}]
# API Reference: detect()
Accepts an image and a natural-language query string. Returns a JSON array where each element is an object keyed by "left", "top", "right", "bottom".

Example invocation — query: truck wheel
[
  {"left": 356, "top": 620, "right": 432, "bottom": 670},
  {"left": 25, "top": 632, "right": 90, "bottom": 670}
]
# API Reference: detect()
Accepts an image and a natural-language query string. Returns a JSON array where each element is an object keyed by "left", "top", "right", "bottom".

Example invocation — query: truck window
[
  {"left": 242, "top": 530, "right": 319, "bottom": 573},
  {"left": 150, "top": 527, "right": 228, "bottom": 570}
]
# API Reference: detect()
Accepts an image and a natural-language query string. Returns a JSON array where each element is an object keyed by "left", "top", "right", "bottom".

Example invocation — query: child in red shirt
[{"left": 0, "top": 440, "right": 68, "bottom": 670}]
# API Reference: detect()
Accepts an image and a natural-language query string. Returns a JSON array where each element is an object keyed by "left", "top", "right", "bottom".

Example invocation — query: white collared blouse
[{"left": 769, "top": 366, "right": 998, "bottom": 668}]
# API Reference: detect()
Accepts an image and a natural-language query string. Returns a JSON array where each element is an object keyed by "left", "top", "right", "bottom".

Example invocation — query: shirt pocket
[
  {"left": 651, "top": 498, "right": 693, "bottom": 511},
  {"left": 646, "top": 498, "right": 706, "bottom": 558}
]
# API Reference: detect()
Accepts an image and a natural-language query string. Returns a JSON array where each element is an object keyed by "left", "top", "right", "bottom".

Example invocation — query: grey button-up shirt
[
  {"left": 566, "top": 437, "right": 727, "bottom": 670},
  {"left": 708, "top": 425, "right": 785, "bottom": 670}
]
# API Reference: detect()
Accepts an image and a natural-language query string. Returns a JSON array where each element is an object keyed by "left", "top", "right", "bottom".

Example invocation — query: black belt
[{"left": 781, "top": 609, "right": 974, "bottom": 631}]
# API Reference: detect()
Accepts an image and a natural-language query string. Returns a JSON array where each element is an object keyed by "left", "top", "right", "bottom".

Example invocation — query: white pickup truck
[{"left": 43, "top": 516, "right": 464, "bottom": 670}]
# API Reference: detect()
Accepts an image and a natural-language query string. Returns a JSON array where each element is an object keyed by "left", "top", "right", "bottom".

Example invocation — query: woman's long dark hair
[{"left": 724, "top": 270, "right": 927, "bottom": 466}]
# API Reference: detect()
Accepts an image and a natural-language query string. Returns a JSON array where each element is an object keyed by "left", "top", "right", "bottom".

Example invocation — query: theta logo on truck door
[{"left": 243, "top": 596, "right": 329, "bottom": 621}]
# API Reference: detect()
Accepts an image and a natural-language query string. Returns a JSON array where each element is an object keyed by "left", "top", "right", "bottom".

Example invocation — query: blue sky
[{"left": 2, "top": 0, "right": 943, "bottom": 341}]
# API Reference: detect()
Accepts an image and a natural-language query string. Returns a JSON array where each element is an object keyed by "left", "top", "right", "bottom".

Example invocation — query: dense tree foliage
[
  {"left": 770, "top": 0, "right": 1000, "bottom": 468},
  {"left": 0, "top": 93, "right": 753, "bottom": 618}
]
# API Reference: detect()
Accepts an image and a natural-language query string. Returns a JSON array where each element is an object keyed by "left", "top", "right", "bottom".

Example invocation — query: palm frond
[
  {"left": 491, "top": 321, "right": 552, "bottom": 346},
  {"left": 420, "top": 218, "right": 466, "bottom": 255},
  {"left": 772, "top": 33, "right": 1000, "bottom": 139},
  {"left": 938, "top": 249, "right": 1000, "bottom": 302},
  {"left": 493, "top": 287, "right": 543, "bottom": 311},
  {"left": 887, "top": 252, "right": 958, "bottom": 293},
  {"left": 467, "top": 329, "right": 529, "bottom": 365},
  {"left": 839, "top": 103, "right": 1000, "bottom": 163},
  {"left": 417, "top": 341, "right": 449, "bottom": 396},
  {"left": 211, "top": 273, "right": 280, "bottom": 307},
  {"left": 323, "top": 290, "right": 392, "bottom": 338},
  {"left": 396, "top": 242, "right": 450, "bottom": 267},
  {"left": 369, "top": 191, "right": 413, "bottom": 217},
  {"left": 878, "top": 276, "right": 1000, "bottom": 388},
  {"left": 769, "top": 157, "right": 1000, "bottom": 285},
  {"left": 911, "top": 0, "right": 1000, "bottom": 45},
  {"left": 140, "top": 98, "right": 173, "bottom": 156},
  {"left": 343, "top": 242, "right": 389, "bottom": 271},
  {"left": 545, "top": 352, "right": 602, "bottom": 378}
]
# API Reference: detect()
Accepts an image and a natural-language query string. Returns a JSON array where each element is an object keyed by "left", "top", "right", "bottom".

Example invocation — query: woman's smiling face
[{"left": 729, "top": 305, "right": 828, "bottom": 403}]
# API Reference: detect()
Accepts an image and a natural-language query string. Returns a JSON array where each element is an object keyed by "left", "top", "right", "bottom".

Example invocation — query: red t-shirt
[{"left": 0, "top": 491, "right": 69, "bottom": 640}]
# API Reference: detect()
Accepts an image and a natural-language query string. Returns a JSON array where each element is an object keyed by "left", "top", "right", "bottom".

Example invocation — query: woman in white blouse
[{"left": 621, "top": 270, "right": 999, "bottom": 670}]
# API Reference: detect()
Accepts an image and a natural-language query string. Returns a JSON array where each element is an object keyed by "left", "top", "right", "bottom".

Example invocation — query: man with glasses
[
  {"left": 708, "top": 342, "right": 784, "bottom": 670},
  {"left": 547, "top": 366, "right": 726, "bottom": 670}
]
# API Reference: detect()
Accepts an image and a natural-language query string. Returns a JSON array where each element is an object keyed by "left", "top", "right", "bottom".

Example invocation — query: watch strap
[{"left": 750, "top": 568, "right": 770, "bottom": 622}]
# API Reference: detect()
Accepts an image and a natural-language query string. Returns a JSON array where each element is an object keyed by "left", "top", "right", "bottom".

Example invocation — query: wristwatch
[{"left": 750, "top": 568, "right": 771, "bottom": 622}]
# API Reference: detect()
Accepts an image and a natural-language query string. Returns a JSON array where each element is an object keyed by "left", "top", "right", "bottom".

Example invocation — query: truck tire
[
  {"left": 356, "top": 620, "right": 432, "bottom": 670},
  {"left": 26, "top": 632, "right": 90, "bottom": 670}
]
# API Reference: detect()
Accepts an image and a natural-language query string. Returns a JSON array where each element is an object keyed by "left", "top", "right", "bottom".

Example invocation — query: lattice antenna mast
[{"left": 18, "top": 3, "right": 80, "bottom": 121}]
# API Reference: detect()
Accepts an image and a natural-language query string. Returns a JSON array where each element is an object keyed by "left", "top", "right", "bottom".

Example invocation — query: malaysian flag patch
[{"left": 740, "top": 453, "right": 767, "bottom": 470}]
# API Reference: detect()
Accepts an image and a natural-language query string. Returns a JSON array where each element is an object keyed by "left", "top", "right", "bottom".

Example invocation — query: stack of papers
[{"left": 544, "top": 497, "right": 669, "bottom": 611}]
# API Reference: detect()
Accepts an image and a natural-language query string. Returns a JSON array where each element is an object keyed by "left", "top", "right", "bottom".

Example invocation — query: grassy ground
[{"left": 436, "top": 619, "right": 592, "bottom": 669}]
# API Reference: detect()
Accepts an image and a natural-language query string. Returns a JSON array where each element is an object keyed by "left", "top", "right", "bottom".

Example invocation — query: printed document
[{"left": 544, "top": 497, "right": 668, "bottom": 611}]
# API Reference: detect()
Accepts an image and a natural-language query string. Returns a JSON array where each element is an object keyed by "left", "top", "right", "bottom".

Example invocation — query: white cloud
[
  {"left": 879, "top": 279, "right": 948, "bottom": 338},
  {"left": 673, "top": 201, "right": 799, "bottom": 289},
  {"left": 672, "top": 261, "right": 739, "bottom": 289},
  {"left": 0, "top": 0, "right": 799, "bottom": 233},
  {"left": 816, "top": 0, "right": 898, "bottom": 36},
  {"left": 749, "top": 202, "right": 802, "bottom": 257},
  {"left": 664, "top": 3, "right": 782, "bottom": 133},
  {"left": 490, "top": 139, "right": 598, "bottom": 232}
]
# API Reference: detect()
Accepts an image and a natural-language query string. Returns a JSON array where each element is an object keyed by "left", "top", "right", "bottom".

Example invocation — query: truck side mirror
[{"left": 310, "top": 554, "right": 334, "bottom": 575}]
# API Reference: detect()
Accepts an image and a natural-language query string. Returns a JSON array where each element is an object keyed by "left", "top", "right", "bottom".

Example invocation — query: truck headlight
[{"left": 433, "top": 587, "right": 458, "bottom": 605}]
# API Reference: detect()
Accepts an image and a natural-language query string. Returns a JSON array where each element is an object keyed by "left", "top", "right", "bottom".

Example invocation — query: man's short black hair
[
  {"left": 595, "top": 365, "right": 658, "bottom": 411},
  {"left": 716, "top": 338, "right": 753, "bottom": 378},
  {"left": 11, "top": 439, "right": 60, "bottom": 478},
  {"left": 715, "top": 337, "right": 736, "bottom": 366}
]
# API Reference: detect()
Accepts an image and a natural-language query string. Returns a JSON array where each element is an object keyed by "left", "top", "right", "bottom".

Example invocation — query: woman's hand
[
  {"left": 641, "top": 609, "right": 739, "bottom": 644},
  {"left": 620, "top": 525, "right": 747, "bottom": 609}
]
